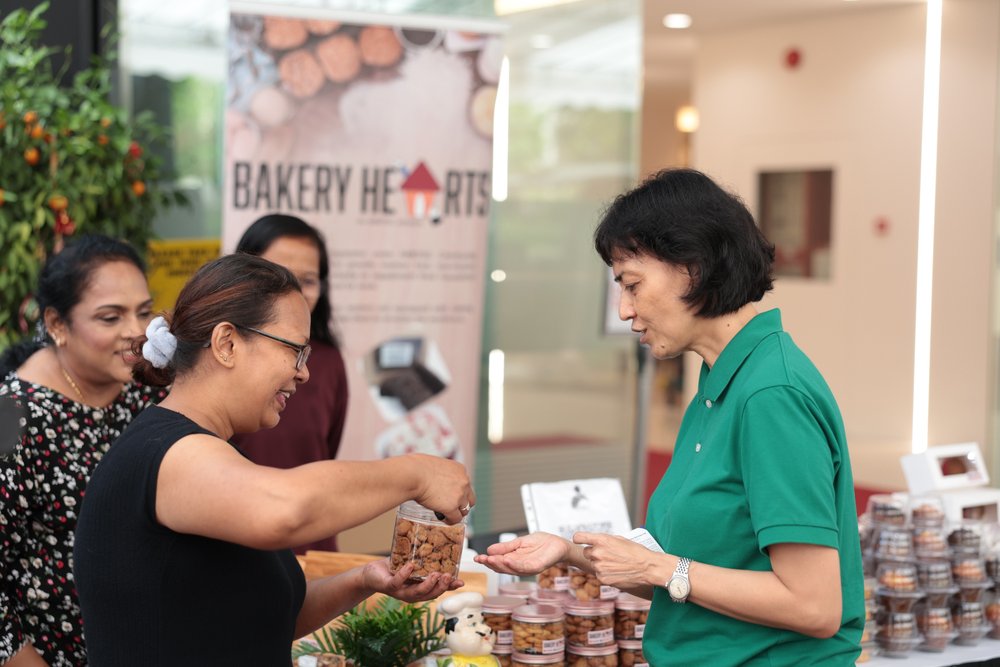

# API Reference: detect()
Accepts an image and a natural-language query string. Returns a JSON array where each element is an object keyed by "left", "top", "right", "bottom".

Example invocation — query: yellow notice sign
[{"left": 147, "top": 239, "right": 221, "bottom": 313}]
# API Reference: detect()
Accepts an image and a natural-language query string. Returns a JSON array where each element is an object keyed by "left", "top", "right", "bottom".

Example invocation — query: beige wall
[
  {"left": 681, "top": 2, "right": 999, "bottom": 489},
  {"left": 929, "top": 0, "right": 999, "bottom": 467}
]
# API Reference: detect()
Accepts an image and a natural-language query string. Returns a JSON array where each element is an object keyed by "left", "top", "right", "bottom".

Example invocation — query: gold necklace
[{"left": 59, "top": 363, "right": 86, "bottom": 403}]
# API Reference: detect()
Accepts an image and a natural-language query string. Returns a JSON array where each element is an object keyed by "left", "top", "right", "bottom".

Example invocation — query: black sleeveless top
[{"left": 74, "top": 405, "right": 306, "bottom": 666}]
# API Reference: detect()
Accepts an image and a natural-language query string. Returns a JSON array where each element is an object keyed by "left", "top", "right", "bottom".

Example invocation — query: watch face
[{"left": 668, "top": 576, "right": 690, "bottom": 600}]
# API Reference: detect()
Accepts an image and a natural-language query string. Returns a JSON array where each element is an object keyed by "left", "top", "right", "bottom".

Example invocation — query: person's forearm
[
  {"left": 261, "top": 457, "right": 421, "bottom": 549},
  {"left": 636, "top": 556, "right": 840, "bottom": 638},
  {"left": 294, "top": 567, "right": 373, "bottom": 640}
]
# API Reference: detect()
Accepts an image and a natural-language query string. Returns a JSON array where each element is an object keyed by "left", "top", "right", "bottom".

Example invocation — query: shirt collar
[{"left": 698, "top": 308, "right": 783, "bottom": 402}]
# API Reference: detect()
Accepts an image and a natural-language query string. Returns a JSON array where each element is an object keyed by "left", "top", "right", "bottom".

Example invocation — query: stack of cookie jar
[
  {"left": 946, "top": 517, "right": 992, "bottom": 646},
  {"left": 866, "top": 494, "right": 924, "bottom": 658}
]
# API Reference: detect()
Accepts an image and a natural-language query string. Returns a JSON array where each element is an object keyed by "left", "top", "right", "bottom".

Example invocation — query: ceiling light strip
[{"left": 912, "top": 0, "right": 943, "bottom": 454}]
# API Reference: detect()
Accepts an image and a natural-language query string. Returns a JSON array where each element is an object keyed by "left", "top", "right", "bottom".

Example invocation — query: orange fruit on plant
[
  {"left": 100, "top": 117, "right": 111, "bottom": 128},
  {"left": 97, "top": 134, "right": 108, "bottom": 146},
  {"left": 0, "top": 189, "right": 5, "bottom": 207},
  {"left": 48, "top": 194, "right": 68, "bottom": 211},
  {"left": 24, "top": 147, "right": 40, "bottom": 166},
  {"left": 30, "top": 124, "right": 44, "bottom": 140},
  {"left": 131, "top": 180, "right": 146, "bottom": 196},
  {"left": 23, "top": 111, "right": 37, "bottom": 125}
]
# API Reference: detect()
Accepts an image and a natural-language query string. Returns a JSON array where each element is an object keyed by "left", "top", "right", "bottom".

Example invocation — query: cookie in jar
[
  {"left": 538, "top": 564, "right": 571, "bottom": 592},
  {"left": 389, "top": 501, "right": 465, "bottom": 581},
  {"left": 565, "top": 643, "right": 617, "bottom": 667},
  {"left": 483, "top": 596, "right": 524, "bottom": 647},
  {"left": 616, "top": 640, "right": 647, "bottom": 667},
  {"left": 614, "top": 593, "right": 649, "bottom": 641},
  {"left": 569, "top": 567, "right": 618, "bottom": 602},
  {"left": 512, "top": 604, "right": 565, "bottom": 656},
  {"left": 563, "top": 600, "right": 615, "bottom": 648}
]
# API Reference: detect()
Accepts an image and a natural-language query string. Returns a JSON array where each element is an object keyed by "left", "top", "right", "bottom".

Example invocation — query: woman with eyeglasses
[
  {"left": 232, "top": 214, "right": 349, "bottom": 554},
  {"left": 72, "top": 253, "right": 475, "bottom": 665}
]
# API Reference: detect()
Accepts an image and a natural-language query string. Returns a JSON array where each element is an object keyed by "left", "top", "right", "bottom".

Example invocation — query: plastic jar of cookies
[
  {"left": 614, "top": 593, "right": 650, "bottom": 640},
  {"left": 875, "top": 562, "right": 923, "bottom": 613},
  {"left": 616, "top": 640, "right": 647, "bottom": 667},
  {"left": 568, "top": 567, "right": 619, "bottom": 602},
  {"left": 948, "top": 521, "right": 985, "bottom": 556},
  {"left": 875, "top": 612, "right": 921, "bottom": 658},
  {"left": 909, "top": 496, "right": 945, "bottom": 528},
  {"left": 565, "top": 643, "right": 618, "bottom": 667},
  {"left": 866, "top": 494, "right": 907, "bottom": 527},
  {"left": 953, "top": 601, "right": 991, "bottom": 645},
  {"left": 912, "top": 526, "right": 950, "bottom": 561},
  {"left": 953, "top": 556, "right": 991, "bottom": 602},
  {"left": 500, "top": 581, "right": 540, "bottom": 603},
  {"left": 511, "top": 651, "right": 564, "bottom": 666},
  {"left": 538, "top": 564, "right": 571, "bottom": 591},
  {"left": 563, "top": 600, "right": 615, "bottom": 648},
  {"left": 916, "top": 561, "right": 958, "bottom": 607},
  {"left": 916, "top": 606, "right": 957, "bottom": 652},
  {"left": 873, "top": 526, "right": 915, "bottom": 562},
  {"left": 512, "top": 604, "right": 565, "bottom": 656},
  {"left": 494, "top": 642, "right": 513, "bottom": 667},
  {"left": 388, "top": 501, "right": 465, "bottom": 580},
  {"left": 484, "top": 596, "right": 524, "bottom": 647},
  {"left": 985, "top": 591, "right": 1000, "bottom": 639}
]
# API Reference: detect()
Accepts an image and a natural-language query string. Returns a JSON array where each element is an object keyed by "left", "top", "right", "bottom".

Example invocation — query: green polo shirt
[{"left": 643, "top": 309, "right": 864, "bottom": 666}]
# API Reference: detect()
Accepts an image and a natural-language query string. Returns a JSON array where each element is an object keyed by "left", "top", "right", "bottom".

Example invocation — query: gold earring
[{"left": 220, "top": 355, "right": 229, "bottom": 362}]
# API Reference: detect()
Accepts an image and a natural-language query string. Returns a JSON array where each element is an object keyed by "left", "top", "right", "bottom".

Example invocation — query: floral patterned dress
[{"left": 0, "top": 375, "right": 164, "bottom": 666}]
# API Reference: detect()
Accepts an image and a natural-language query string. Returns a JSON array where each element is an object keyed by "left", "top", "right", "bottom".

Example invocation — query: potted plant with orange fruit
[{"left": 0, "top": 2, "right": 184, "bottom": 349}]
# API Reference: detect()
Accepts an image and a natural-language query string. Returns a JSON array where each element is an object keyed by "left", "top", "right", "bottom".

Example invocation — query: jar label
[
  {"left": 636, "top": 623, "right": 645, "bottom": 638},
  {"left": 588, "top": 628, "right": 614, "bottom": 645},
  {"left": 542, "top": 637, "right": 565, "bottom": 654},
  {"left": 497, "top": 630, "right": 513, "bottom": 644},
  {"left": 600, "top": 585, "right": 620, "bottom": 600},
  {"left": 553, "top": 576, "right": 570, "bottom": 591}
]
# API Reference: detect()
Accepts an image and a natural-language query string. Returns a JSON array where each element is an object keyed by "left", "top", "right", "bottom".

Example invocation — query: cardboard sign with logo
[
  {"left": 521, "top": 478, "right": 633, "bottom": 539},
  {"left": 222, "top": 6, "right": 502, "bottom": 467}
]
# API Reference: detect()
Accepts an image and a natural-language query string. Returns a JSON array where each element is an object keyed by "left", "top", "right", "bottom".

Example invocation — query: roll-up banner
[{"left": 223, "top": 5, "right": 503, "bottom": 469}]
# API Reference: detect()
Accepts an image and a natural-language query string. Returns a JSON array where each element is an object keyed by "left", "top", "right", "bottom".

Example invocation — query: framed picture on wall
[{"left": 757, "top": 169, "right": 834, "bottom": 279}]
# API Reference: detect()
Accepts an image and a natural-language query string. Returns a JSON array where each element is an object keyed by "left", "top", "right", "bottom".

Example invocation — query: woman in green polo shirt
[{"left": 476, "top": 169, "right": 865, "bottom": 666}]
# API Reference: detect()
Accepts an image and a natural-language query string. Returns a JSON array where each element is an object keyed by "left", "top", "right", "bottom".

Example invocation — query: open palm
[{"left": 474, "top": 532, "right": 569, "bottom": 576}]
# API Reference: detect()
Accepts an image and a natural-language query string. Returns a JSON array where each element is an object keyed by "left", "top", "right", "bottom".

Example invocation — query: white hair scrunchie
[{"left": 142, "top": 316, "right": 177, "bottom": 369}]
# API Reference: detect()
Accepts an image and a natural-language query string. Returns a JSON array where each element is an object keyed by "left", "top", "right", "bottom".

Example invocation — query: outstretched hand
[
  {"left": 362, "top": 559, "right": 463, "bottom": 603},
  {"left": 473, "top": 531, "right": 569, "bottom": 576},
  {"left": 573, "top": 531, "right": 658, "bottom": 589}
]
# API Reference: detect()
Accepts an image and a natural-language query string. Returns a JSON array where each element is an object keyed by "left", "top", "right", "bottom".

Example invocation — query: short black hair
[{"left": 594, "top": 168, "right": 775, "bottom": 317}]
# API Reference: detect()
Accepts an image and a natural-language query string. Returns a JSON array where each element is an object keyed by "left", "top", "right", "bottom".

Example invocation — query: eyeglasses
[{"left": 235, "top": 325, "right": 311, "bottom": 371}]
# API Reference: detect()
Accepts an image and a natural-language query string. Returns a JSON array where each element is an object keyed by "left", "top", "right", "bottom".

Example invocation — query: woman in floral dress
[{"left": 0, "top": 235, "right": 165, "bottom": 666}]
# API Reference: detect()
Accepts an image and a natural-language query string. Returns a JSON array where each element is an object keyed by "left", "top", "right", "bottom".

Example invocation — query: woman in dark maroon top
[{"left": 232, "top": 214, "right": 348, "bottom": 553}]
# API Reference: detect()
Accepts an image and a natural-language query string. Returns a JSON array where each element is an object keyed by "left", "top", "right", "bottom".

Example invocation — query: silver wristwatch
[{"left": 666, "top": 556, "right": 691, "bottom": 603}]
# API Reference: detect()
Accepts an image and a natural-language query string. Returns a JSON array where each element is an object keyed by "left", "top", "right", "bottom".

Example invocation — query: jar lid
[
  {"left": 397, "top": 500, "right": 468, "bottom": 525},
  {"left": 511, "top": 651, "right": 565, "bottom": 664},
  {"left": 483, "top": 595, "right": 526, "bottom": 613},
  {"left": 492, "top": 643, "right": 513, "bottom": 656},
  {"left": 529, "top": 589, "right": 573, "bottom": 606},
  {"left": 563, "top": 599, "right": 614, "bottom": 615},
  {"left": 617, "top": 639, "right": 643, "bottom": 650},
  {"left": 512, "top": 603, "right": 564, "bottom": 623},
  {"left": 566, "top": 643, "right": 618, "bottom": 656},
  {"left": 615, "top": 592, "right": 651, "bottom": 611},
  {"left": 499, "top": 581, "right": 539, "bottom": 596}
]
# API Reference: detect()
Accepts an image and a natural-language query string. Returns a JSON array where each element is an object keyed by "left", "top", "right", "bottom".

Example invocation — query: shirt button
[
  {"left": 705, "top": 399, "right": 712, "bottom": 408},
  {"left": 695, "top": 443, "right": 702, "bottom": 453}
]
